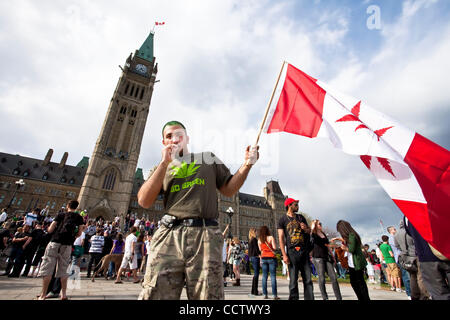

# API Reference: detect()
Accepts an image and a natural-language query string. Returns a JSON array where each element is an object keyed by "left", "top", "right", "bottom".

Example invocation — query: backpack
[{"left": 57, "top": 213, "right": 80, "bottom": 239}]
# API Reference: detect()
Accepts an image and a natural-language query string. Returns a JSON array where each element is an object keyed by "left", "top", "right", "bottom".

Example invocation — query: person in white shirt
[
  {"left": 24, "top": 209, "right": 39, "bottom": 226},
  {"left": 69, "top": 231, "right": 86, "bottom": 275},
  {"left": 134, "top": 217, "right": 141, "bottom": 228},
  {"left": 115, "top": 226, "right": 139, "bottom": 284},
  {"left": 0, "top": 208, "right": 7, "bottom": 223}
]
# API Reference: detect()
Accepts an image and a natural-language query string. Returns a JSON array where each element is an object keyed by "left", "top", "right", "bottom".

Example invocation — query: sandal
[
  {"left": 61, "top": 297, "right": 69, "bottom": 300},
  {"left": 115, "top": 280, "right": 123, "bottom": 284},
  {"left": 133, "top": 279, "right": 141, "bottom": 283}
]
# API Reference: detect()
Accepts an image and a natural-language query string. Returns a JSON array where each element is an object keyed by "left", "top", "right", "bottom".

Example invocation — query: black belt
[{"left": 172, "top": 218, "right": 218, "bottom": 228}]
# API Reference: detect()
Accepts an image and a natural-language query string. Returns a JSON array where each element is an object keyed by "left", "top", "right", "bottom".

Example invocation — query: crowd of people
[
  {"left": 221, "top": 198, "right": 449, "bottom": 301},
  {"left": 1, "top": 198, "right": 449, "bottom": 300},
  {"left": 0, "top": 204, "right": 158, "bottom": 299}
]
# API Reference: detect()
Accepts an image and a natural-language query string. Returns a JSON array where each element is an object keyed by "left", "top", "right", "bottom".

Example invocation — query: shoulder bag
[{"left": 399, "top": 232, "right": 417, "bottom": 272}]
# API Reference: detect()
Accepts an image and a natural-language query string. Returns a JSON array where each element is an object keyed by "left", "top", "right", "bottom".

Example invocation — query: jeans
[
  {"left": 69, "top": 255, "right": 82, "bottom": 275},
  {"left": 261, "top": 258, "right": 277, "bottom": 297},
  {"left": 5, "top": 247, "right": 23, "bottom": 275},
  {"left": 87, "top": 253, "right": 103, "bottom": 277},
  {"left": 399, "top": 264, "right": 411, "bottom": 296},
  {"left": 107, "top": 261, "right": 115, "bottom": 277},
  {"left": 312, "top": 257, "right": 342, "bottom": 300},
  {"left": 287, "top": 248, "right": 314, "bottom": 300},
  {"left": 250, "top": 257, "right": 260, "bottom": 295},
  {"left": 337, "top": 262, "right": 347, "bottom": 279},
  {"left": 348, "top": 267, "right": 370, "bottom": 301}
]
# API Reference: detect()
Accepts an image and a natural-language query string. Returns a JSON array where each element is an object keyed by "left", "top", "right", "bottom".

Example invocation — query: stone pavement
[{"left": 0, "top": 272, "right": 409, "bottom": 300}]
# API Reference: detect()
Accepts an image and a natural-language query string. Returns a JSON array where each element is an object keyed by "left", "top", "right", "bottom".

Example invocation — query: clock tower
[{"left": 78, "top": 32, "right": 157, "bottom": 220}]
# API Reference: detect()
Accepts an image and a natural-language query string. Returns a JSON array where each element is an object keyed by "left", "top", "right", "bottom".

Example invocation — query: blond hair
[{"left": 248, "top": 228, "right": 257, "bottom": 240}]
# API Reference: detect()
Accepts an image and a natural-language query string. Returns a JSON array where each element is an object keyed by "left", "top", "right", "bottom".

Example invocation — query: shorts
[
  {"left": 120, "top": 253, "right": 138, "bottom": 270},
  {"left": 38, "top": 242, "right": 72, "bottom": 278},
  {"left": 233, "top": 259, "right": 241, "bottom": 266},
  {"left": 387, "top": 263, "right": 401, "bottom": 278},
  {"left": 139, "top": 224, "right": 223, "bottom": 300}
]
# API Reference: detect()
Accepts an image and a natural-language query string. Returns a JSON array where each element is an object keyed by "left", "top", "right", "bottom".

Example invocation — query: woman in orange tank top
[{"left": 258, "top": 226, "right": 279, "bottom": 300}]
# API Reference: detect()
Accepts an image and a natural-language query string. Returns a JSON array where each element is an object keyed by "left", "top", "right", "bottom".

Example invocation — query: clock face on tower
[{"left": 135, "top": 64, "right": 147, "bottom": 75}]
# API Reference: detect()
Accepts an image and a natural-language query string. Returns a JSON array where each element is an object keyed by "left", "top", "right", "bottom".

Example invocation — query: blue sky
[{"left": 0, "top": 0, "right": 449, "bottom": 247}]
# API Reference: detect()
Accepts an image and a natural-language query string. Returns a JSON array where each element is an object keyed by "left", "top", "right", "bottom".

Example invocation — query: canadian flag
[
  {"left": 155, "top": 22, "right": 165, "bottom": 25},
  {"left": 264, "top": 63, "right": 450, "bottom": 259}
]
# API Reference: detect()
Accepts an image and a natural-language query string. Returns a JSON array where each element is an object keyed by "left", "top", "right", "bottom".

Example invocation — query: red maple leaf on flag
[
  {"left": 374, "top": 126, "right": 394, "bottom": 141},
  {"left": 360, "top": 155, "right": 396, "bottom": 178}
]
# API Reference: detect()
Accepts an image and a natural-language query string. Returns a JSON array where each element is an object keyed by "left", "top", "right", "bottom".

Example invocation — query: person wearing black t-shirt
[
  {"left": 36, "top": 200, "right": 85, "bottom": 300},
  {"left": 21, "top": 223, "right": 45, "bottom": 277},
  {"left": 277, "top": 198, "right": 314, "bottom": 300},
  {"left": 6, "top": 224, "right": 31, "bottom": 277},
  {"left": 248, "top": 228, "right": 261, "bottom": 297},
  {"left": 311, "top": 219, "right": 342, "bottom": 300}
]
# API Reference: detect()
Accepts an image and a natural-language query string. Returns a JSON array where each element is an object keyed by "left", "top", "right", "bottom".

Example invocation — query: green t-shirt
[
  {"left": 148, "top": 152, "right": 233, "bottom": 220},
  {"left": 379, "top": 242, "right": 396, "bottom": 264}
]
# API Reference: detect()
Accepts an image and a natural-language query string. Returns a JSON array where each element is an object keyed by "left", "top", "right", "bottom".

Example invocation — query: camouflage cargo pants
[{"left": 138, "top": 224, "right": 224, "bottom": 300}]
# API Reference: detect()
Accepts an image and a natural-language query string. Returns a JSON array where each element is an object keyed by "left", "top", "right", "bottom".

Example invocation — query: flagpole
[{"left": 253, "top": 60, "right": 286, "bottom": 147}]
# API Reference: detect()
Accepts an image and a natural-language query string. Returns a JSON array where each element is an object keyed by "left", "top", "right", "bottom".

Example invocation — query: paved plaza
[{"left": 0, "top": 272, "right": 409, "bottom": 300}]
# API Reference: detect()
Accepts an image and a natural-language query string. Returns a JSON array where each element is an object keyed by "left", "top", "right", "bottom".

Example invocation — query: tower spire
[{"left": 136, "top": 31, "right": 154, "bottom": 62}]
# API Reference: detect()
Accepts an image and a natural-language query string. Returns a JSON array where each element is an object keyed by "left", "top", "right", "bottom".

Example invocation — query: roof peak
[{"left": 136, "top": 31, "right": 154, "bottom": 62}]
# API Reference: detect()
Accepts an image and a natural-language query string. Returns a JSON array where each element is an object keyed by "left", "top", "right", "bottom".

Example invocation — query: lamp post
[
  {"left": 6, "top": 179, "right": 25, "bottom": 210},
  {"left": 225, "top": 207, "right": 234, "bottom": 238}
]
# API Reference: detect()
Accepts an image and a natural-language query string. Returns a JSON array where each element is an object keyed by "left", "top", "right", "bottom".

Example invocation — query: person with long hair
[
  {"left": 228, "top": 237, "right": 244, "bottom": 286},
  {"left": 248, "top": 228, "right": 261, "bottom": 297},
  {"left": 258, "top": 226, "right": 280, "bottom": 300},
  {"left": 311, "top": 220, "right": 342, "bottom": 300},
  {"left": 333, "top": 220, "right": 370, "bottom": 301}
]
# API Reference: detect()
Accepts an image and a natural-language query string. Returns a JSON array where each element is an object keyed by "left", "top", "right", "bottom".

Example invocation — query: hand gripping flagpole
[{"left": 246, "top": 60, "right": 286, "bottom": 166}]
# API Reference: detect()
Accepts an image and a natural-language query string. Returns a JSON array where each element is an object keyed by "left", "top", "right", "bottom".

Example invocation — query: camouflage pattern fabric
[{"left": 138, "top": 224, "right": 224, "bottom": 300}]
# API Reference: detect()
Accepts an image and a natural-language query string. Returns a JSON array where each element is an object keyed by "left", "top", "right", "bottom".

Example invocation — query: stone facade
[
  {"left": 0, "top": 149, "right": 289, "bottom": 243},
  {"left": 0, "top": 150, "right": 87, "bottom": 215}
]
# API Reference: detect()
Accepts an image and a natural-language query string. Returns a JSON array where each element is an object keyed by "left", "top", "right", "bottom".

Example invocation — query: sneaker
[
  {"left": 390, "top": 287, "right": 396, "bottom": 291},
  {"left": 264, "top": 295, "right": 269, "bottom": 299},
  {"left": 408, "top": 296, "right": 412, "bottom": 300},
  {"left": 248, "top": 294, "right": 256, "bottom": 298},
  {"left": 272, "top": 296, "right": 280, "bottom": 300},
  {"left": 396, "top": 288, "right": 402, "bottom": 293}
]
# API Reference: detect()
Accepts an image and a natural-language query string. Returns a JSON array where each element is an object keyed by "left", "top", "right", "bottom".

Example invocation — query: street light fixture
[
  {"left": 6, "top": 179, "right": 25, "bottom": 210},
  {"left": 225, "top": 207, "right": 234, "bottom": 238}
]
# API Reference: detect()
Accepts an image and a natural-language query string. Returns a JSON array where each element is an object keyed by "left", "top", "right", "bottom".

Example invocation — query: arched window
[{"left": 102, "top": 168, "right": 117, "bottom": 191}]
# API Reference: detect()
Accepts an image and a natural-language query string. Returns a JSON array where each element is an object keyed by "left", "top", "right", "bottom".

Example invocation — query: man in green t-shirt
[
  {"left": 380, "top": 235, "right": 402, "bottom": 292},
  {"left": 137, "top": 121, "right": 259, "bottom": 300}
]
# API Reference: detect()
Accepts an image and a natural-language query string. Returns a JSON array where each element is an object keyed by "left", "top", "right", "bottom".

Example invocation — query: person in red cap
[{"left": 277, "top": 198, "right": 314, "bottom": 300}]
